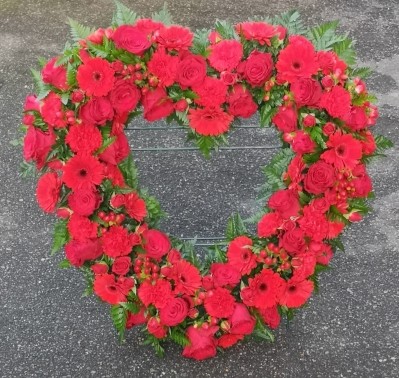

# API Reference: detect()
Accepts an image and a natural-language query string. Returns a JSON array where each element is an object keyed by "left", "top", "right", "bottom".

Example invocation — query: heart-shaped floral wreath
[{"left": 20, "top": 3, "right": 392, "bottom": 360}]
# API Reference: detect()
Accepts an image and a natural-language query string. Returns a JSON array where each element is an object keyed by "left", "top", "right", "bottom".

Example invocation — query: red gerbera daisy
[
  {"left": 279, "top": 276, "right": 314, "bottom": 308},
  {"left": 276, "top": 35, "right": 318, "bottom": 83},
  {"left": 62, "top": 154, "right": 104, "bottom": 190},
  {"left": 235, "top": 21, "right": 277, "bottom": 46},
  {"left": 204, "top": 287, "right": 236, "bottom": 318},
  {"left": 36, "top": 172, "right": 61, "bottom": 213},
  {"left": 188, "top": 107, "right": 233, "bottom": 136},
  {"left": 76, "top": 57, "right": 115, "bottom": 97},
  {"left": 321, "top": 131, "right": 362, "bottom": 169},
  {"left": 93, "top": 273, "right": 129, "bottom": 305},
  {"left": 124, "top": 192, "right": 147, "bottom": 222},
  {"left": 227, "top": 236, "right": 257, "bottom": 276},
  {"left": 170, "top": 260, "right": 202, "bottom": 296}
]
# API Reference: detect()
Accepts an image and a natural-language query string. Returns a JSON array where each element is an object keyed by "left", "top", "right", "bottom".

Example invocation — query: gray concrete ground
[{"left": 1, "top": 0, "right": 398, "bottom": 377}]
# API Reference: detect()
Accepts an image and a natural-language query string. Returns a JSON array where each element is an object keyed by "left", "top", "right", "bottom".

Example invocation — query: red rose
[
  {"left": 91, "top": 262, "right": 108, "bottom": 275},
  {"left": 102, "top": 225, "right": 134, "bottom": 258},
  {"left": 36, "top": 172, "right": 61, "bottom": 213},
  {"left": 304, "top": 161, "right": 335, "bottom": 194},
  {"left": 280, "top": 228, "right": 306, "bottom": 255},
  {"left": 67, "top": 214, "right": 98, "bottom": 241},
  {"left": 303, "top": 114, "right": 316, "bottom": 127},
  {"left": 220, "top": 71, "right": 237, "bottom": 85},
  {"left": 159, "top": 297, "right": 189, "bottom": 326},
  {"left": 24, "top": 94, "right": 40, "bottom": 111},
  {"left": 291, "top": 131, "right": 316, "bottom": 154},
  {"left": 346, "top": 106, "right": 368, "bottom": 131},
  {"left": 126, "top": 307, "right": 147, "bottom": 329},
  {"left": 112, "top": 25, "right": 151, "bottom": 55},
  {"left": 290, "top": 78, "right": 322, "bottom": 108},
  {"left": 176, "top": 54, "right": 207, "bottom": 88},
  {"left": 210, "top": 263, "right": 241, "bottom": 288},
  {"left": 23, "top": 126, "right": 55, "bottom": 169},
  {"left": 268, "top": 189, "right": 300, "bottom": 219},
  {"left": 272, "top": 106, "right": 298, "bottom": 132},
  {"left": 41, "top": 93, "right": 67, "bottom": 128},
  {"left": 41, "top": 57, "right": 68, "bottom": 90},
  {"left": 142, "top": 87, "right": 174, "bottom": 121},
  {"left": 109, "top": 79, "right": 141, "bottom": 114},
  {"left": 310, "top": 197, "right": 331, "bottom": 213},
  {"left": 227, "top": 84, "right": 258, "bottom": 118},
  {"left": 68, "top": 188, "right": 101, "bottom": 216},
  {"left": 208, "top": 39, "right": 243, "bottom": 72},
  {"left": 147, "top": 317, "right": 167, "bottom": 338},
  {"left": 322, "top": 122, "right": 335, "bottom": 136},
  {"left": 99, "top": 132, "right": 130, "bottom": 165},
  {"left": 112, "top": 256, "right": 131, "bottom": 276},
  {"left": 93, "top": 273, "right": 132, "bottom": 304},
  {"left": 239, "top": 50, "right": 273, "bottom": 87},
  {"left": 320, "top": 86, "right": 351, "bottom": 120},
  {"left": 229, "top": 303, "right": 256, "bottom": 335},
  {"left": 80, "top": 96, "right": 114, "bottom": 126},
  {"left": 156, "top": 25, "right": 193, "bottom": 51},
  {"left": 143, "top": 229, "right": 171, "bottom": 261},
  {"left": 182, "top": 325, "right": 218, "bottom": 360},
  {"left": 65, "top": 238, "right": 103, "bottom": 267},
  {"left": 204, "top": 287, "right": 235, "bottom": 318},
  {"left": 258, "top": 306, "right": 281, "bottom": 329},
  {"left": 257, "top": 212, "right": 282, "bottom": 238}
]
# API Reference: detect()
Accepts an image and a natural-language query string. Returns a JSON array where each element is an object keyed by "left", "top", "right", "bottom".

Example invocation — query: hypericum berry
[
  {"left": 264, "top": 256, "right": 273, "bottom": 265},
  {"left": 198, "top": 292, "right": 206, "bottom": 300}
]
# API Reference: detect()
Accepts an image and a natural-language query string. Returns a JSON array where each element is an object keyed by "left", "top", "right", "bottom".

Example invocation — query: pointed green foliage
[
  {"left": 192, "top": 29, "right": 211, "bottom": 56},
  {"left": 328, "top": 236, "right": 345, "bottom": 252},
  {"left": 143, "top": 334, "right": 165, "bottom": 357},
  {"left": 152, "top": 3, "right": 173, "bottom": 25},
  {"left": 179, "top": 238, "right": 204, "bottom": 271},
  {"left": 348, "top": 66, "right": 373, "bottom": 79},
  {"left": 111, "top": 304, "right": 128, "bottom": 342},
  {"left": 349, "top": 198, "right": 372, "bottom": 215},
  {"left": 252, "top": 311, "right": 275, "bottom": 342},
  {"left": 141, "top": 192, "right": 166, "bottom": 227},
  {"left": 118, "top": 154, "right": 139, "bottom": 189},
  {"left": 375, "top": 134, "right": 394, "bottom": 152},
  {"left": 68, "top": 18, "right": 95, "bottom": 42},
  {"left": 260, "top": 103, "right": 275, "bottom": 127},
  {"left": 226, "top": 213, "right": 247, "bottom": 241},
  {"left": 273, "top": 10, "right": 306, "bottom": 36},
  {"left": 112, "top": 1, "right": 138, "bottom": 26},
  {"left": 169, "top": 327, "right": 190, "bottom": 347},
  {"left": 332, "top": 38, "right": 356, "bottom": 65},
  {"left": 52, "top": 219, "right": 69, "bottom": 255},
  {"left": 120, "top": 301, "right": 140, "bottom": 314},
  {"left": 309, "top": 127, "right": 327, "bottom": 149},
  {"left": 58, "top": 259, "right": 72, "bottom": 269},
  {"left": 214, "top": 19, "right": 236, "bottom": 39},
  {"left": 307, "top": 20, "right": 345, "bottom": 51},
  {"left": 30, "top": 68, "right": 51, "bottom": 100}
]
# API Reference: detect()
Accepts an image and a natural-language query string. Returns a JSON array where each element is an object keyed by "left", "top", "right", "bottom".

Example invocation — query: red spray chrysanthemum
[
  {"left": 276, "top": 35, "right": 318, "bottom": 83},
  {"left": 36, "top": 172, "right": 61, "bottom": 213},
  {"left": 188, "top": 107, "right": 233, "bottom": 136},
  {"left": 227, "top": 236, "right": 257, "bottom": 276},
  {"left": 62, "top": 154, "right": 104, "bottom": 190},
  {"left": 204, "top": 287, "right": 236, "bottom": 318},
  {"left": 65, "top": 123, "right": 102, "bottom": 154},
  {"left": 76, "top": 57, "right": 115, "bottom": 97},
  {"left": 279, "top": 276, "right": 314, "bottom": 308},
  {"left": 321, "top": 131, "right": 362, "bottom": 169},
  {"left": 123, "top": 192, "right": 147, "bottom": 222}
]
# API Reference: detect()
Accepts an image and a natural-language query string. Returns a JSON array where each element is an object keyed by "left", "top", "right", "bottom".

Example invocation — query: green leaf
[
  {"left": 272, "top": 10, "right": 306, "bottom": 36},
  {"left": 143, "top": 334, "right": 165, "bottom": 357},
  {"left": 179, "top": 239, "right": 204, "bottom": 271},
  {"left": 152, "top": 3, "right": 173, "bottom": 25},
  {"left": 214, "top": 19, "right": 236, "bottom": 39},
  {"left": 20, "top": 161, "right": 37, "bottom": 178},
  {"left": 10, "top": 138, "right": 23, "bottom": 147},
  {"left": 309, "top": 127, "right": 327, "bottom": 149},
  {"left": 112, "top": 1, "right": 138, "bottom": 26},
  {"left": 52, "top": 219, "right": 69, "bottom": 255},
  {"left": 375, "top": 134, "right": 394, "bottom": 152},
  {"left": 328, "top": 236, "right": 345, "bottom": 252},
  {"left": 118, "top": 154, "right": 139, "bottom": 189},
  {"left": 30, "top": 68, "right": 51, "bottom": 99},
  {"left": 68, "top": 18, "right": 95, "bottom": 42},
  {"left": 192, "top": 29, "right": 211, "bottom": 56},
  {"left": 226, "top": 213, "right": 247, "bottom": 241},
  {"left": 141, "top": 192, "right": 166, "bottom": 227},
  {"left": 260, "top": 103, "right": 276, "bottom": 127},
  {"left": 87, "top": 41, "right": 109, "bottom": 58},
  {"left": 332, "top": 38, "right": 356, "bottom": 65},
  {"left": 110, "top": 305, "right": 128, "bottom": 342},
  {"left": 307, "top": 20, "right": 346, "bottom": 51},
  {"left": 58, "top": 259, "right": 72, "bottom": 269},
  {"left": 348, "top": 66, "right": 373, "bottom": 79},
  {"left": 120, "top": 301, "right": 140, "bottom": 314},
  {"left": 169, "top": 327, "right": 190, "bottom": 347}
]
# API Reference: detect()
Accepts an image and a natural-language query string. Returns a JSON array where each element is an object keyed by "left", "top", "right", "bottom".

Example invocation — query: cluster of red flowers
[{"left": 22, "top": 11, "right": 381, "bottom": 361}]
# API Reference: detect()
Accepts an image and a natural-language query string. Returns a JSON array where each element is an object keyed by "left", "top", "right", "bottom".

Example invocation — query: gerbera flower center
[
  {"left": 288, "top": 285, "right": 297, "bottom": 292},
  {"left": 107, "top": 285, "right": 117, "bottom": 292},
  {"left": 336, "top": 145, "right": 346, "bottom": 156},
  {"left": 79, "top": 169, "right": 88, "bottom": 177},
  {"left": 242, "top": 252, "right": 249, "bottom": 260},
  {"left": 93, "top": 72, "right": 102, "bottom": 81},
  {"left": 292, "top": 61, "right": 301, "bottom": 69},
  {"left": 259, "top": 283, "right": 267, "bottom": 291}
]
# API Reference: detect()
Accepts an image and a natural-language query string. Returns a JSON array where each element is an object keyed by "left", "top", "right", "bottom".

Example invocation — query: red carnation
[
  {"left": 159, "top": 297, "right": 189, "bottom": 326},
  {"left": 188, "top": 107, "right": 233, "bottom": 136},
  {"left": 62, "top": 154, "right": 104, "bottom": 190},
  {"left": 80, "top": 96, "right": 114, "bottom": 126},
  {"left": 65, "top": 238, "right": 103, "bottom": 267},
  {"left": 258, "top": 306, "right": 281, "bottom": 329},
  {"left": 241, "top": 269, "right": 286, "bottom": 309},
  {"left": 143, "top": 229, "right": 171, "bottom": 261},
  {"left": 268, "top": 189, "right": 300, "bottom": 219},
  {"left": 176, "top": 54, "right": 207, "bottom": 88},
  {"left": 257, "top": 212, "right": 282, "bottom": 238},
  {"left": 68, "top": 188, "right": 101, "bottom": 216},
  {"left": 227, "top": 84, "right": 258, "bottom": 118},
  {"left": 41, "top": 93, "right": 67, "bottom": 128},
  {"left": 218, "top": 334, "right": 244, "bottom": 349},
  {"left": 208, "top": 39, "right": 243, "bottom": 72},
  {"left": 112, "top": 25, "right": 151, "bottom": 55},
  {"left": 235, "top": 21, "right": 276, "bottom": 46},
  {"left": 239, "top": 50, "right": 274, "bottom": 87},
  {"left": 41, "top": 57, "right": 68, "bottom": 90},
  {"left": 210, "top": 263, "right": 241, "bottom": 288},
  {"left": 193, "top": 77, "right": 227, "bottom": 107},
  {"left": 228, "top": 303, "right": 256, "bottom": 335},
  {"left": 36, "top": 172, "right": 61, "bottom": 213},
  {"left": 76, "top": 57, "right": 115, "bottom": 97},
  {"left": 291, "top": 131, "right": 316, "bottom": 154},
  {"left": 93, "top": 273, "right": 133, "bottom": 304},
  {"left": 67, "top": 214, "right": 98, "bottom": 241},
  {"left": 65, "top": 123, "right": 102, "bottom": 154},
  {"left": 147, "top": 48, "right": 179, "bottom": 87},
  {"left": 168, "top": 260, "right": 202, "bottom": 296},
  {"left": 109, "top": 79, "right": 141, "bottom": 114},
  {"left": 99, "top": 132, "right": 130, "bottom": 165},
  {"left": 126, "top": 307, "right": 146, "bottom": 329},
  {"left": 280, "top": 276, "right": 314, "bottom": 308},
  {"left": 272, "top": 105, "right": 298, "bottom": 133},
  {"left": 320, "top": 85, "right": 351, "bottom": 120},
  {"left": 138, "top": 279, "right": 173, "bottom": 309},
  {"left": 227, "top": 236, "right": 257, "bottom": 276},
  {"left": 123, "top": 192, "right": 147, "bottom": 222},
  {"left": 291, "top": 78, "right": 322, "bottom": 108},
  {"left": 204, "top": 287, "right": 236, "bottom": 318},
  {"left": 321, "top": 131, "right": 362, "bottom": 169},
  {"left": 182, "top": 325, "right": 218, "bottom": 361},
  {"left": 135, "top": 18, "right": 163, "bottom": 37},
  {"left": 276, "top": 35, "right": 318, "bottom": 83},
  {"left": 142, "top": 87, "right": 174, "bottom": 121},
  {"left": 156, "top": 25, "right": 194, "bottom": 51},
  {"left": 101, "top": 225, "right": 134, "bottom": 258},
  {"left": 298, "top": 207, "right": 329, "bottom": 242}
]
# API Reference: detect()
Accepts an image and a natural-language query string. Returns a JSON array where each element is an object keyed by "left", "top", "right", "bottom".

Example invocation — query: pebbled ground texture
[{"left": 0, "top": 0, "right": 398, "bottom": 377}]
